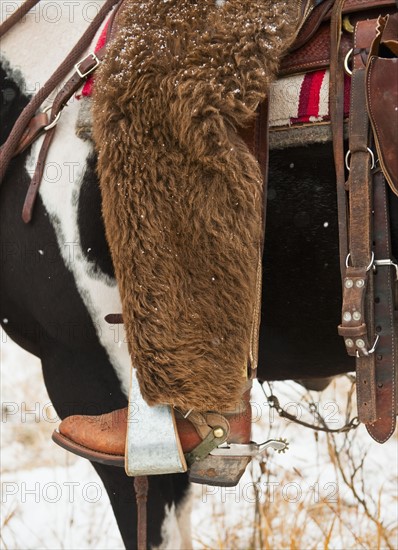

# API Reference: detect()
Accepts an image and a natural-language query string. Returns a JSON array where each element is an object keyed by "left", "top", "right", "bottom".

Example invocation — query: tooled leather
[{"left": 280, "top": 4, "right": 395, "bottom": 76}]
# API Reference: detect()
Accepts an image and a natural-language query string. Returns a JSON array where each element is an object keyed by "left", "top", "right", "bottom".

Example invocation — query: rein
[
  {"left": 0, "top": 0, "right": 41, "bottom": 38},
  {"left": 0, "top": 0, "right": 120, "bottom": 184}
]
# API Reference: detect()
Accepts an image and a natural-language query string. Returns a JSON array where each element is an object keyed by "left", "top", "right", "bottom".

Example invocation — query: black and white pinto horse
[{"left": 1, "top": 2, "right": 397, "bottom": 548}]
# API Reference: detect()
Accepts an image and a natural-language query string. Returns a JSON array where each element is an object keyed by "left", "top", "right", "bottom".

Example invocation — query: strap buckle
[
  {"left": 374, "top": 259, "right": 398, "bottom": 281},
  {"left": 42, "top": 105, "right": 63, "bottom": 130},
  {"left": 74, "top": 52, "right": 100, "bottom": 79}
]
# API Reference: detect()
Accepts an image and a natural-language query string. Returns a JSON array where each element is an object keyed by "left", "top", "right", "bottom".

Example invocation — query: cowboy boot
[{"left": 52, "top": 387, "right": 252, "bottom": 486}]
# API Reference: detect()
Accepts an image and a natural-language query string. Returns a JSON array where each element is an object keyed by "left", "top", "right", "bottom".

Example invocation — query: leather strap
[
  {"left": 339, "top": 19, "right": 378, "bottom": 423},
  {"left": 329, "top": 0, "right": 349, "bottom": 277},
  {"left": 0, "top": 0, "right": 120, "bottom": 185},
  {"left": 367, "top": 171, "right": 397, "bottom": 442},
  {"left": 133, "top": 476, "right": 148, "bottom": 550},
  {"left": 21, "top": 47, "right": 107, "bottom": 223},
  {"left": 12, "top": 112, "right": 49, "bottom": 157}
]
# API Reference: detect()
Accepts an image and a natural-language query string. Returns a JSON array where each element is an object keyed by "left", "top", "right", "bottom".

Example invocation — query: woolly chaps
[{"left": 93, "top": 0, "right": 299, "bottom": 410}]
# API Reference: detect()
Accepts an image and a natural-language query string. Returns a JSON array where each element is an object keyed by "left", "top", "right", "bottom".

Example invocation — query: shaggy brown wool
[{"left": 93, "top": 0, "right": 299, "bottom": 410}]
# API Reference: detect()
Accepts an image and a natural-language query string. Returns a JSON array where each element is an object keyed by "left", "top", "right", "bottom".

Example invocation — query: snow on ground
[{"left": 1, "top": 333, "right": 397, "bottom": 549}]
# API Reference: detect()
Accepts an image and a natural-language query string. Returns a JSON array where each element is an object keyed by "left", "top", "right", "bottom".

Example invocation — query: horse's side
[
  {"left": 1, "top": 1, "right": 398, "bottom": 548},
  {"left": 0, "top": 4, "right": 192, "bottom": 548}
]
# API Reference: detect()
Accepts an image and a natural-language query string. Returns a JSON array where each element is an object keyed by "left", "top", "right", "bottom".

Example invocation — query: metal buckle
[
  {"left": 356, "top": 334, "right": 380, "bottom": 357},
  {"left": 345, "top": 251, "right": 374, "bottom": 272},
  {"left": 74, "top": 52, "right": 100, "bottom": 79},
  {"left": 345, "top": 147, "right": 375, "bottom": 171},
  {"left": 374, "top": 259, "right": 398, "bottom": 281},
  {"left": 344, "top": 47, "right": 354, "bottom": 75},
  {"left": 42, "top": 105, "right": 63, "bottom": 130}
]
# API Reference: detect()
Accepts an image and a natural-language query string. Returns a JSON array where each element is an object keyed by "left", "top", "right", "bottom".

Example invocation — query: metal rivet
[
  {"left": 345, "top": 279, "right": 353, "bottom": 288},
  {"left": 353, "top": 311, "right": 361, "bottom": 321},
  {"left": 356, "top": 279, "right": 365, "bottom": 288},
  {"left": 356, "top": 339, "right": 366, "bottom": 348},
  {"left": 345, "top": 338, "right": 354, "bottom": 347},
  {"left": 213, "top": 428, "right": 224, "bottom": 438},
  {"left": 343, "top": 311, "right": 352, "bottom": 321}
]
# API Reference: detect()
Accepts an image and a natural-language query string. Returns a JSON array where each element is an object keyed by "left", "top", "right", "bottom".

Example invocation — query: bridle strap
[
  {"left": 0, "top": 0, "right": 41, "bottom": 38},
  {"left": 0, "top": 0, "right": 120, "bottom": 185},
  {"left": 21, "top": 45, "right": 109, "bottom": 223}
]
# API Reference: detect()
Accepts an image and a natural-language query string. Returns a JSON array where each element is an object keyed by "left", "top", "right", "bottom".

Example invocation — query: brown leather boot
[{"left": 52, "top": 389, "right": 252, "bottom": 480}]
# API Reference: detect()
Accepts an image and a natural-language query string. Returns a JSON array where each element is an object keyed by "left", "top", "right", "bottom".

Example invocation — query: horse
[{"left": 1, "top": 0, "right": 397, "bottom": 548}]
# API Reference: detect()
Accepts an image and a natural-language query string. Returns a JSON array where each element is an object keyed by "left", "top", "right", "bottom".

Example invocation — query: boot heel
[{"left": 188, "top": 455, "right": 251, "bottom": 487}]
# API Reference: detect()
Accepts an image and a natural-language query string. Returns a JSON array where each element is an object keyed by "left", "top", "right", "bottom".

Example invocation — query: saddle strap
[
  {"left": 367, "top": 171, "right": 397, "bottom": 442},
  {"left": 364, "top": 15, "right": 397, "bottom": 442},
  {"left": 329, "top": 0, "right": 349, "bottom": 276},
  {"left": 338, "top": 19, "right": 378, "bottom": 421},
  {"left": 338, "top": 17, "right": 397, "bottom": 440}
]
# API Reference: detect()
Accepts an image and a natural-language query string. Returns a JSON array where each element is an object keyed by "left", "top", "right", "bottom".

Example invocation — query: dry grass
[
  {"left": 193, "top": 377, "right": 398, "bottom": 550},
  {"left": 1, "top": 337, "right": 397, "bottom": 549}
]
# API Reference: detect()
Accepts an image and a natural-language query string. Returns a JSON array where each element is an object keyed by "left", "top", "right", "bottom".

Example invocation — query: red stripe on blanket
[
  {"left": 291, "top": 70, "right": 351, "bottom": 125},
  {"left": 292, "top": 70, "right": 325, "bottom": 124},
  {"left": 307, "top": 70, "right": 324, "bottom": 116},
  {"left": 297, "top": 72, "right": 315, "bottom": 119}
]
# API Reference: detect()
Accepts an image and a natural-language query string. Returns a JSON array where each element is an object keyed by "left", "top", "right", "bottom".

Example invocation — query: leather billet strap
[
  {"left": 364, "top": 15, "right": 397, "bottom": 442},
  {"left": 338, "top": 19, "right": 377, "bottom": 420},
  {"left": 367, "top": 171, "right": 397, "bottom": 442}
]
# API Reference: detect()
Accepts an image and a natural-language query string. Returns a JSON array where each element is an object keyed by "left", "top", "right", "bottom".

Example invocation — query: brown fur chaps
[{"left": 92, "top": 0, "right": 299, "bottom": 410}]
